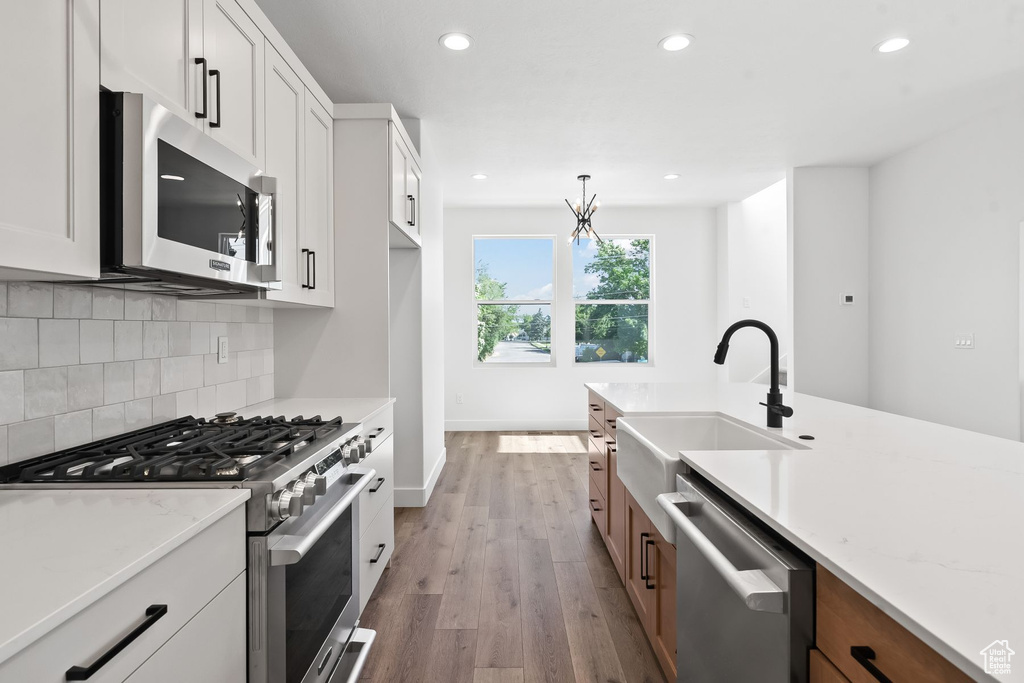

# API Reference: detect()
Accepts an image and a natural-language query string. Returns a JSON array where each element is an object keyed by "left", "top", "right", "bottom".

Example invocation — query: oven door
[
  {"left": 251, "top": 468, "right": 375, "bottom": 683},
  {"left": 107, "top": 92, "right": 279, "bottom": 288}
]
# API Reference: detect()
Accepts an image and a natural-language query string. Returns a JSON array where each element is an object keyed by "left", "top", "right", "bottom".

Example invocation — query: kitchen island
[{"left": 587, "top": 381, "right": 1023, "bottom": 682}]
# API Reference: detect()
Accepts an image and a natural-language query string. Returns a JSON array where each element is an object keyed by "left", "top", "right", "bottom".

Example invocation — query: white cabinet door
[
  {"left": 202, "top": 0, "right": 264, "bottom": 166},
  {"left": 100, "top": 0, "right": 204, "bottom": 125},
  {"left": 263, "top": 45, "right": 305, "bottom": 303},
  {"left": 124, "top": 572, "right": 246, "bottom": 683},
  {"left": 0, "top": 0, "right": 100, "bottom": 280},
  {"left": 299, "top": 91, "right": 335, "bottom": 307},
  {"left": 389, "top": 128, "right": 409, "bottom": 229}
]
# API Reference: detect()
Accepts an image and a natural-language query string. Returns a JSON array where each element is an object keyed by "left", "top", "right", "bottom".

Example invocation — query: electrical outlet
[
  {"left": 456, "top": 393, "right": 464, "bottom": 404},
  {"left": 954, "top": 333, "right": 975, "bottom": 349},
  {"left": 841, "top": 293, "right": 855, "bottom": 305},
  {"left": 217, "top": 336, "right": 229, "bottom": 364}
]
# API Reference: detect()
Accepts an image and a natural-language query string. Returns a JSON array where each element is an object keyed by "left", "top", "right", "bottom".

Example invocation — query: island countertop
[
  {"left": 586, "top": 381, "right": 1024, "bottom": 682},
  {"left": 0, "top": 488, "right": 250, "bottom": 667}
]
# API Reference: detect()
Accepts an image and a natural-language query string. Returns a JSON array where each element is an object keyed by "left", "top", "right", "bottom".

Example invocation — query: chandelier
[{"left": 565, "top": 174, "right": 603, "bottom": 244}]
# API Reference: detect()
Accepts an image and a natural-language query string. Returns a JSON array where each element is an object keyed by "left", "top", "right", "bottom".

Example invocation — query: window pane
[
  {"left": 475, "top": 238, "right": 554, "bottom": 300},
  {"left": 575, "top": 303, "right": 648, "bottom": 363},
  {"left": 478, "top": 304, "right": 552, "bottom": 363},
  {"left": 572, "top": 238, "right": 650, "bottom": 300}
]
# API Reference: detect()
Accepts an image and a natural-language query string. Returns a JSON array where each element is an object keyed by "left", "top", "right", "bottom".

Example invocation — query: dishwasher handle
[{"left": 657, "top": 491, "right": 786, "bottom": 613}]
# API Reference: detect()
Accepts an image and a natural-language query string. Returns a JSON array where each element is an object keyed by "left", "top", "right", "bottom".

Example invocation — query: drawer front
[
  {"left": 587, "top": 390, "right": 604, "bottom": 425},
  {"left": 1, "top": 509, "right": 244, "bottom": 683},
  {"left": 589, "top": 474, "right": 607, "bottom": 537},
  {"left": 604, "top": 404, "right": 621, "bottom": 436},
  {"left": 358, "top": 433, "right": 395, "bottom": 537},
  {"left": 588, "top": 413, "right": 606, "bottom": 447},
  {"left": 124, "top": 572, "right": 246, "bottom": 683},
  {"left": 362, "top": 406, "right": 394, "bottom": 453},
  {"left": 587, "top": 438, "right": 607, "bottom": 498},
  {"left": 816, "top": 565, "right": 970, "bottom": 683},
  {"left": 358, "top": 494, "right": 395, "bottom": 611},
  {"left": 809, "top": 649, "right": 851, "bottom": 683}
]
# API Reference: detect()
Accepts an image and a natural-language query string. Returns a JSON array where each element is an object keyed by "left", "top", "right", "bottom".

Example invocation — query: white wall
[
  {"left": 717, "top": 180, "right": 788, "bottom": 384},
  {"left": 869, "top": 100, "right": 1024, "bottom": 440},
  {"left": 789, "top": 167, "right": 870, "bottom": 406},
  {"left": 444, "top": 206, "right": 719, "bottom": 430}
]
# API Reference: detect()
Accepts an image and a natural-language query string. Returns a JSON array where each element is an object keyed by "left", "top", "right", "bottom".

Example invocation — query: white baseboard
[
  {"left": 393, "top": 446, "right": 446, "bottom": 507},
  {"left": 444, "top": 419, "right": 588, "bottom": 432}
]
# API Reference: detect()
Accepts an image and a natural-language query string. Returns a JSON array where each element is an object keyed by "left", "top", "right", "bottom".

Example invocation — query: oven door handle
[{"left": 269, "top": 468, "right": 376, "bottom": 566}]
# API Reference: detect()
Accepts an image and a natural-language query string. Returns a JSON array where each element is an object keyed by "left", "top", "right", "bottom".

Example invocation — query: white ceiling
[{"left": 255, "top": 0, "right": 1024, "bottom": 207}]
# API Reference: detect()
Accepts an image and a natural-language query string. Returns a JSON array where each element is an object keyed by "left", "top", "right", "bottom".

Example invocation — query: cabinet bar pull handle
[
  {"left": 589, "top": 430, "right": 602, "bottom": 439},
  {"left": 194, "top": 58, "right": 208, "bottom": 119},
  {"left": 308, "top": 250, "right": 316, "bottom": 290},
  {"left": 589, "top": 403, "right": 601, "bottom": 410},
  {"left": 644, "top": 538, "right": 655, "bottom": 590},
  {"left": 589, "top": 460, "right": 602, "bottom": 472},
  {"left": 589, "top": 498, "right": 602, "bottom": 512},
  {"left": 407, "top": 195, "right": 416, "bottom": 227},
  {"left": 209, "top": 69, "right": 222, "bottom": 128},
  {"left": 301, "top": 248, "right": 311, "bottom": 288},
  {"left": 850, "top": 646, "right": 892, "bottom": 683},
  {"left": 65, "top": 604, "right": 168, "bottom": 680},
  {"left": 369, "top": 477, "right": 385, "bottom": 493},
  {"left": 370, "top": 543, "right": 386, "bottom": 563},
  {"left": 640, "top": 532, "right": 650, "bottom": 580}
]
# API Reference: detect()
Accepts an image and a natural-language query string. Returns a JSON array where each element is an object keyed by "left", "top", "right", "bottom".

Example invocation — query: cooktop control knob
[
  {"left": 290, "top": 478, "right": 314, "bottom": 505},
  {"left": 341, "top": 443, "right": 356, "bottom": 465},
  {"left": 270, "top": 489, "right": 295, "bottom": 522},
  {"left": 287, "top": 489, "right": 304, "bottom": 517},
  {"left": 354, "top": 435, "right": 367, "bottom": 460},
  {"left": 304, "top": 471, "right": 327, "bottom": 496}
]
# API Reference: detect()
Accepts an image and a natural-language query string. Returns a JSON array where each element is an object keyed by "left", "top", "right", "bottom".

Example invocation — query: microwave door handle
[
  {"left": 256, "top": 177, "right": 281, "bottom": 287},
  {"left": 268, "top": 468, "right": 376, "bottom": 566},
  {"left": 657, "top": 492, "right": 786, "bottom": 613}
]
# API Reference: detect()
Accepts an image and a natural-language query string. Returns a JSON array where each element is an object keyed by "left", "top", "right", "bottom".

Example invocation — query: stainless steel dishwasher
[{"left": 657, "top": 474, "right": 813, "bottom": 683}]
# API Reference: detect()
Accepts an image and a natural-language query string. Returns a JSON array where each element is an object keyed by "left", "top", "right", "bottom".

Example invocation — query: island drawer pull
[
  {"left": 850, "top": 646, "right": 892, "bottom": 683},
  {"left": 65, "top": 604, "right": 168, "bottom": 680},
  {"left": 590, "top": 403, "right": 601, "bottom": 411},
  {"left": 589, "top": 460, "right": 603, "bottom": 472},
  {"left": 644, "top": 537, "right": 656, "bottom": 590},
  {"left": 589, "top": 430, "right": 602, "bottom": 439},
  {"left": 589, "top": 498, "right": 602, "bottom": 512},
  {"left": 640, "top": 532, "right": 651, "bottom": 580},
  {"left": 369, "top": 477, "right": 385, "bottom": 493}
]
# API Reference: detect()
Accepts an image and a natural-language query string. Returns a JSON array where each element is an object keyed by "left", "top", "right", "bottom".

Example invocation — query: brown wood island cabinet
[{"left": 587, "top": 389, "right": 677, "bottom": 680}]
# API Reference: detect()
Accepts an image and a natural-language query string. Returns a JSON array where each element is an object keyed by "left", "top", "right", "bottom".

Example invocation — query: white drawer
[
  {"left": 358, "top": 434, "right": 394, "bottom": 537},
  {"left": 358, "top": 494, "right": 394, "bottom": 612},
  {"left": 124, "top": 572, "right": 246, "bottom": 683},
  {"left": 0, "top": 509, "right": 244, "bottom": 683}
]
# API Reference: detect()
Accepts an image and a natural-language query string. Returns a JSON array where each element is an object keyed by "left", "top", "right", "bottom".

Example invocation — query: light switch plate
[{"left": 217, "top": 336, "right": 229, "bottom": 363}]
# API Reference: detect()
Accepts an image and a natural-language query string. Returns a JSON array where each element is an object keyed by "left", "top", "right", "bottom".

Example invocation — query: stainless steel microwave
[{"left": 98, "top": 91, "right": 280, "bottom": 296}]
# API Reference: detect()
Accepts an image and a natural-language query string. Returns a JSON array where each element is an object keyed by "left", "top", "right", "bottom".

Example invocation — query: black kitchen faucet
[{"left": 714, "top": 319, "right": 793, "bottom": 428}]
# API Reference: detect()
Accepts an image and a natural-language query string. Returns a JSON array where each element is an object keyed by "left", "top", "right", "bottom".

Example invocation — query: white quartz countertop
[
  {"left": 0, "top": 488, "right": 250, "bottom": 666},
  {"left": 238, "top": 397, "right": 394, "bottom": 425},
  {"left": 587, "top": 382, "right": 1024, "bottom": 682}
]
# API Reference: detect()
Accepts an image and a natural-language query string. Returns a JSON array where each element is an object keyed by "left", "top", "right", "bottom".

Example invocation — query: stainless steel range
[{"left": 0, "top": 412, "right": 378, "bottom": 683}]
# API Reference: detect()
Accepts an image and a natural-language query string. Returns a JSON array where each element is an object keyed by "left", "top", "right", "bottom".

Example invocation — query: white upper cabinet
[
  {"left": 101, "top": 0, "right": 204, "bottom": 125},
  {"left": 202, "top": 0, "right": 265, "bottom": 166},
  {"left": 0, "top": 0, "right": 100, "bottom": 280},
  {"left": 388, "top": 125, "right": 422, "bottom": 246},
  {"left": 299, "top": 91, "right": 335, "bottom": 307}
]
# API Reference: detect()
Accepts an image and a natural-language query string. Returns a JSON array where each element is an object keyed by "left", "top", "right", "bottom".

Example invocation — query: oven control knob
[
  {"left": 270, "top": 489, "right": 295, "bottom": 522},
  {"left": 304, "top": 472, "right": 327, "bottom": 496},
  {"left": 287, "top": 489, "right": 304, "bottom": 517},
  {"left": 290, "top": 479, "right": 314, "bottom": 506},
  {"left": 341, "top": 443, "right": 356, "bottom": 465},
  {"left": 354, "top": 436, "right": 367, "bottom": 460}
]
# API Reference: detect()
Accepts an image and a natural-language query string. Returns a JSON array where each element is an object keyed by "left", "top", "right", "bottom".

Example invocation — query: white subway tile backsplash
[
  {"left": 161, "top": 355, "right": 204, "bottom": 393},
  {"left": 0, "top": 371, "right": 25, "bottom": 425},
  {"left": 39, "top": 319, "right": 80, "bottom": 367},
  {"left": 175, "top": 389, "right": 198, "bottom": 418},
  {"left": 8, "top": 283, "right": 53, "bottom": 318},
  {"left": 190, "top": 322, "right": 210, "bottom": 356},
  {"left": 125, "top": 398, "right": 152, "bottom": 430},
  {"left": 197, "top": 385, "right": 217, "bottom": 416},
  {"left": 176, "top": 300, "right": 197, "bottom": 322},
  {"left": 168, "top": 322, "right": 190, "bottom": 357},
  {"left": 113, "top": 321, "right": 143, "bottom": 361},
  {"left": 259, "top": 374, "right": 274, "bottom": 402},
  {"left": 104, "top": 361, "right": 134, "bottom": 405},
  {"left": 152, "top": 296, "right": 176, "bottom": 321},
  {"left": 153, "top": 393, "right": 176, "bottom": 422},
  {"left": 80, "top": 320, "right": 114, "bottom": 364},
  {"left": 216, "top": 304, "right": 234, "bottom": 323},
  {"left": 53, "top": 286, "right": 92, "bottom": 319},
  {"left": 237, "top": 351, "right": 252, "bottom": 380},
  {"left": 124, "top": 292, "right": 152, "bottom": 320},
  {"left": 259, "top": 306, "right": 273, "bottom": 324},
  {"left": 0, "top": 318, "right": 39, "bottom": 370},
  {"left": 93, "top": 404, "right": 125, "bottom": 440},
  {"left": 246, "top": 306, "right": 260, "bottom": 323},
  {"left": 204, "top": 352, "right": 236, "bottom": 387},
  {"left": 196, "top": 302, "right": 217, "bottom": 322},
  {"left": 216, "top": 380, "right": 247, "bottom": 413},
  {"left": 246, "top": 377, "right": 261, "bottom": 406},
  {"left": 54, "top": 410, "right": 92, "bottom": 451},
  {"left": 24, "top": 367, "right": 67, "bottom": 419},
  {"left": 67, "top": 364, "right": 104, "bottom": 411},
  {"left": 208, "top": 322, "right": 227, "bottom": 354},
  {"left": 134, "top": 359, "right": 160, "bottom": 398},
  {"left": 143, "top": 321, "right": 169, "bottom": 358},
  {"left": 92, "top": 290, "right": 124, "bottom": 320},
  {"left": 9, "top": 417, "right": 55, "bottom": 462}
]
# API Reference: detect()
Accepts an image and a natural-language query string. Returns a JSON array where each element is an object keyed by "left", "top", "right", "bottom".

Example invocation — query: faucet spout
[{"left": 714, "top": 319, "right": 790, "bottom": 428}]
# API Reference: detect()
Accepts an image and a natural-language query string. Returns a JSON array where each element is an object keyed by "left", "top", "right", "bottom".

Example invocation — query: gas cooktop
[{"left": 0, "top": 413, "right": 346, "bottom": 484}]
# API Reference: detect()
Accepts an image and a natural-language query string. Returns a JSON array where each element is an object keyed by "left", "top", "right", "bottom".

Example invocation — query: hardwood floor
[{"left": 359, "top": 431, "right": 667, "bottom": 683}]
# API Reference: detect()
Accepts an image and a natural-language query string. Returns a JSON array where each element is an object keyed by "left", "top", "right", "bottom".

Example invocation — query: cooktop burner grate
[{"left": 0, "top": 414, "right": 344, "bottom": 483}]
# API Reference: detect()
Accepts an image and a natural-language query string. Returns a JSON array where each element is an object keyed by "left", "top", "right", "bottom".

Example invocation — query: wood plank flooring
[{"left": 359, "top": 431, "right": 667, "bottom": 683}]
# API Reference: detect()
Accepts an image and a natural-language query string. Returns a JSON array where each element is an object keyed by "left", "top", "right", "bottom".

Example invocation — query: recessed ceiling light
[
  {"left": 160, "top": 174, "right": 184, "bottom": 181},
  {"left": 875, "top": 37, "right": 910, "bottom": 53},
  {"left": 664, "top": 174, "right": 680, "bottom": 180},
  {"left": 658, "top": 34, "right": 693, "bottom": 52},
  {"left": 439, "top": 33, "right": 473, "bottom": 51},
  {"left": 471, "top": 174, "right": 488, "bottom": 180}
]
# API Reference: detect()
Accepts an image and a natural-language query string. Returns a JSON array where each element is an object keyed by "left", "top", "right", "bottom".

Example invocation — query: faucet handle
[{"left": 759, "top": 402, "right": 794, "bottom": 418}]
